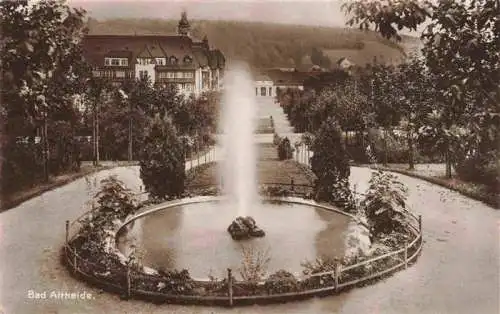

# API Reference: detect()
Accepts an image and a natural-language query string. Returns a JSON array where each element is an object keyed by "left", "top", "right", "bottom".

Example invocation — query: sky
[{"left": 69, "top": 0, "right": 352, "bottom": 27}]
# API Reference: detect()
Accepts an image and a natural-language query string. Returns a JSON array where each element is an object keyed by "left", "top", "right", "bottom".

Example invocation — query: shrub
[
  {"left": 239, "top": 245, "right": 270, "bottom": 283},
  {"left": 156, "top": 268, "right": 194, "bottom": 294},
  {"left": 361, "top": 171, "right": 409, "bottom": 239},
  {"left": 139, "top": 115, "right": 185, "bottom": 199},
  {"left": 277, "top": 137, "right": 294, "bottom": 160},
  {"left": 311, "top": 118, "right": 351, "bottom": 203},
  {"left": 273, "top": 133, "right": 281, "bottom": 145},
  {"left": 455, "top": 151, "right": 499, "bottom": 190},
  {"left": 264, "top": 270, "right": 299, "bottom": 294}
]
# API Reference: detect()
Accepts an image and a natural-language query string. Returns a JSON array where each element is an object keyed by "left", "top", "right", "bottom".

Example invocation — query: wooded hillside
[{"left": 87, "top": 18, "right": 416, "bottom": 69}]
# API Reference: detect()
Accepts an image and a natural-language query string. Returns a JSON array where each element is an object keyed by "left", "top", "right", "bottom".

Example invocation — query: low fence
[
  {"left": 63, "top": 194, "right": 423, "bottom": 306},
  {"left": 186, "top": 180, "right": 315, "bottom": 198}
]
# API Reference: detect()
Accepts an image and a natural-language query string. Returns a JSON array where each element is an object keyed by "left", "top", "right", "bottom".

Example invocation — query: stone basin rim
[{"left": 116, "top": 195, "right": 365, "bottom": 237}]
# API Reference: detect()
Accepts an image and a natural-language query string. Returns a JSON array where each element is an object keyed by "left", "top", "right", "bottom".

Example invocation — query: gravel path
[{"left": 1, "top": 164, "right": 498, "bottom": 314}]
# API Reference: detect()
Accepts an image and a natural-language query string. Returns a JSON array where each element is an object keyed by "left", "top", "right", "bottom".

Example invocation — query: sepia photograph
[{"left": 0, "top": 0, "right": 498, "bottom": 313}]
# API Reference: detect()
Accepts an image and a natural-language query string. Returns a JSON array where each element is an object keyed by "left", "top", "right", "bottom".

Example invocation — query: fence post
[
  {"left": 404, "top": 240, "right": 408, "bottom": 269},
  {"left": 126, "top": 262, "right": 131, "bottom": 299},
  {"left": 73, "top": 248, "right": 78, "bottom": 274},
  {"left": 65, "top": 220, "right": 69, "bottom": 245},
  {"left": 419, "top": 215, "right": 422, "bottom": 234},
  {"left": 227, "top": 268, "right": 233, "bottom": 307},
  {"left": 333, "top": 260, "right": 339, "bottom": 290}
]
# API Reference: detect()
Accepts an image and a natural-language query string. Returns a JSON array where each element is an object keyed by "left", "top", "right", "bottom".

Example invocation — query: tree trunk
[
  {"left": 95, "top": 102, "right": 100, "bottom": 165},
  {"left": 408, "top": 131, "right": 415, "bottom": 170},
  {"left": 42, "top": 118, "right": 49, "bottom": 182},
  {"left": 445, "top": 148, "right": 452, "bottom": 178},
  {"left": 128, "top": 107, "right": 133, "bottom": 162},
  {"left": 383, "top": 128, "right": 388, "bottom": 166}
]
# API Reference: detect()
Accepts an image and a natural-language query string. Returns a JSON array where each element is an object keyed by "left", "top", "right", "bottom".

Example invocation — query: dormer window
[
  {"left": 155, "top": 58, "right": 166, "bottom": 66},
  {"left": 169, "top": 56, "right": 178, "bottom": 65},
  {"left": 183, "top": 56, "right": 192, "bottom": 64},
  {"left": 105, "top": 57, "right": 128, "bottom": 67},
  {"left": 136, "top": 58, "right": 154, "bottom": 65}
]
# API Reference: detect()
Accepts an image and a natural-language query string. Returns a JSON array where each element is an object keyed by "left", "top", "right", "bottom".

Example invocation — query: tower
[{"left": 177, "top": 11, "right": 191, "bottom": 36}]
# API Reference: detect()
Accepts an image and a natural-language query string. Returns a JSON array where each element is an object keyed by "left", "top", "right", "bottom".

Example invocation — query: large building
[
  {"left": 82, "top": 12, "right": 225, "bottom": 96},
  {"left": 254, "top": 69, "right": 313, "bottom": 97}
]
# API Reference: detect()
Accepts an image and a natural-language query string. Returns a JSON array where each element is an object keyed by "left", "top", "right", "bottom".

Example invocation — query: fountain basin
[{"left": 116, "top": 196, "right": 352, "bottom": 279}]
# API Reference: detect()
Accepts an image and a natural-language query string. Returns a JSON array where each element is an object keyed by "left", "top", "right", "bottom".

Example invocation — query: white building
[{"left": 82, "top": 12, "right": 225, "bottom": 97}]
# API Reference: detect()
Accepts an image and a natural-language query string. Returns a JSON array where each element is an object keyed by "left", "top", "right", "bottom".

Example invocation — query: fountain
[
  {"left": 115, "top": 63, "right": 352, "bottom": 279},
  {"left": 220, "top": 63, "right": 264, "bottom": 240}
]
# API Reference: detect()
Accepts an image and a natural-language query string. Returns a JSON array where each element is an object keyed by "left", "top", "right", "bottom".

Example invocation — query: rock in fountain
[{"left": 227, "top": 216, "right": 265, "bottom": 240}]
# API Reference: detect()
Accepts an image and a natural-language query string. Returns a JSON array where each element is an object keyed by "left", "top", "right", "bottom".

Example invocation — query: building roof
[
  {"left": 82, "top": 34, "right": 225, "bottom": 69},
  {"left": 255, "top": 74, "right": 272, "bottom": 82},
  {"left": 260, "top": 69, "right": 310, "bottom": 86}
]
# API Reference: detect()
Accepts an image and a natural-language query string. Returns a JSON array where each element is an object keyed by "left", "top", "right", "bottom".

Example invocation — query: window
[
  {"left": 170, "top": 56, "right": 178, "bottom": 64},
  {"left": 269, "top": 87, "right": 272, "bottom": 96},
  {"left": 156, "top": 58, "right": 165, "bottom": 66},
  {"left": 105, "top": 57, "right": 128, "bottom": 66},
  {"left": 139, "top": 70, "right": 148, "bottom": 79},
  {"left": 183, "top": 56, "right": 192, "bottom": 64},
  {"left": 92, "top": 70, "right": 101, "bottom": 77},
  {"left": 167, "top": 72, "right": 175, "bottom": 78},
  {"left": 261, "top": 87, "right": 266, "bottom": 96},
  {"left": 158, "top": 72, "right": 168, "bottom": 79},
  {"left": 175, "top": 72, "right": 183, "bottom": 78},
  {"left": 184, "top": 72, "right": 194, "bottom": 78},
  {"left": 115, "top": 71, "right": 125, "bottom": 78}
]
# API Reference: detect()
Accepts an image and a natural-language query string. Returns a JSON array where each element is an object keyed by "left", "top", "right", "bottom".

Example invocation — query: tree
[
  {"left": 362, "top": 171, "right": 409, "bottom": 239},
  {"left": 374, "top": 56, "right": 438, "bottom": 170},
  {"left": 86, "top": 77, "right": 111, "bottom": 164},
  {"left": 1, "top": 0, "right": 88, "bottom": 191},
  {"left": 139, "top": 115, "right": 185, "bottom": 199},
  {"left": 342, "top": 0, "right": 500, "bottom": 179},
  {"left": 311, "top": 118, "right": 352, "bottom": 208}
]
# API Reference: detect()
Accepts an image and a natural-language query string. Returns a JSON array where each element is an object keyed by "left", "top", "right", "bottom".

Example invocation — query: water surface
[{"left": 117, "top": 200, "right": 350, "bottom": 279}]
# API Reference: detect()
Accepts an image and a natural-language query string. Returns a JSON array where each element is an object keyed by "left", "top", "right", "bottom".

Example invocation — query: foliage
[
  {"left": 361, "top": 171, "right": 409, "bottom": 239},
  {"left": 94, "top": 176, "right": 137, "bottom": 219},
  {"left": 156, "top": 268, "right": 193, "bottom": 294},
  {"left": 301, "top": 256, "right": 338, "bottom": 276},
  {"left": 239, "top": 245, "right": 271, "bottom": 283},
  {"left": 277, "top": 137, "right": 294, "bottom": 160},
  {"left": 273, "top": 133, "right": 281, "bottom": 145},
  {"left": 342, "top": 0, "right": 431, "bottom": 41},
  {"left": 343, "top": 0, "right": 500, "bottom": 182},
  {"left": 264, "top": 270, "right": 299, "bottom": 294},
  {"left": 1, "top": 0, "right": 89, "bottom": 194},
  {"left": 311, "top": 118, "right": 351, "bottom": 204},
  {"left": 140, "top": 115, "right": 185, "bottom": 199},
  {"left": 78, "top": 175, "right": 137, "bottom": 253}
]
